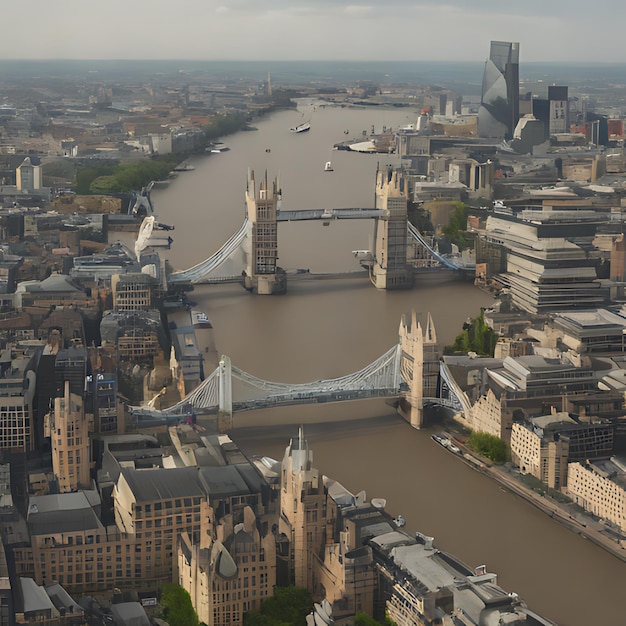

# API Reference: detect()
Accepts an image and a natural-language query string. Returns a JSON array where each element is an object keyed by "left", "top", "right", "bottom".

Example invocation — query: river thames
[{"left": 150, "top": 103, "right": 626, "bottom": 625}]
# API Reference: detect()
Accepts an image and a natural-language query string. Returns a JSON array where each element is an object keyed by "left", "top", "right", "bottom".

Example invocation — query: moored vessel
[{"left": 290, "top": 122, "right": 311, "bottom": 133}]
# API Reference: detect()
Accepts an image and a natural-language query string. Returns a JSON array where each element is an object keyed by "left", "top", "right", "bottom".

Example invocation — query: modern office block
[{"left": 478, "top": 41, "right": 520, "bottom": 139}]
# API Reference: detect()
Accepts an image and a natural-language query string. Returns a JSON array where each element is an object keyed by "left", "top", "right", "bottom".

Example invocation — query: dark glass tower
[{"left": 478, "top": 41, "right": 520, "bottom": 140}]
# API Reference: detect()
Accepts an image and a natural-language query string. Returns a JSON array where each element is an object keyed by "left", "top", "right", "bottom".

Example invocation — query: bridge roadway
[
  {"left": 277, "top": 208, "right": 385, "bottom": 221},
  {"left": 183, "top": 394, "right": 457, "bottom": 416}
]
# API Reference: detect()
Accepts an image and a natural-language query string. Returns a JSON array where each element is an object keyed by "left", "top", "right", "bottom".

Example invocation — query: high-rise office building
[
  {"left": 478, "top": 41, "right": 520, "bottom": 139},
  {"left": 549, "top": 85, "right": 569, "bottom": 135}
]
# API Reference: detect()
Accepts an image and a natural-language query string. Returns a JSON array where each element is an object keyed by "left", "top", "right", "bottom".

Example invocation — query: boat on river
[
  {"left": 207, "top": 142, "right": 230, "bottom": 153},
  {"left": 432, "top": 433, "right": 461, "bottom": 454},
  {"left": 173, "top": 163, "right": 195, "bottom": 172},
  {"left": 290, "top": 122, "right": 311, "bottom": 133},
  {"left": 192, "top": 310, "right": 213, "bottom": 329},
  {"left": 394, "top": 515, "right": 406, "bottom": 528},
  {"left": 324, "top": 161, "right": 333, "bottom": 172}
]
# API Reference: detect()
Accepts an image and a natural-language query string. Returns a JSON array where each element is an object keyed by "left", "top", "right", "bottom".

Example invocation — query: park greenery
[
  {"left": 444, "top": 310, "right": 498, "bottom": 356},
  {"left": 244, "top": 586, "right": 313, "bottom": 626},
  {"left": 467, "top": 431, "right": 507, "bottom": 464},
  {"left": 74, "top": 156, "right": 179, "bottom": 194},
  {"left": 157, "top": 583, "right": 199, "bottom": 626},
  {"left": 71, "top": 111, "right": 247, "bottom": 194},
  {"left": 354, "top": 611, "right": 397, "bottom": 625}
]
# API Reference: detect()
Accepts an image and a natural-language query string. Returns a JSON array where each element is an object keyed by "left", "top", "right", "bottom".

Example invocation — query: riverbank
[{"left": 440, "top": 429, "right": 626, "bottom": 564}]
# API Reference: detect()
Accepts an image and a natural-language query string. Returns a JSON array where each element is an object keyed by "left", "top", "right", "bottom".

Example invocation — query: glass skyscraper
[{"left": 478, "top": 41, "right": 520, "bottom": 140}]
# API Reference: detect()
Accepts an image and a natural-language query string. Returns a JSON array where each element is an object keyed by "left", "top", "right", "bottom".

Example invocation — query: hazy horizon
[{"left": 2, "top": 1, "right": 626, "bottom": 64}]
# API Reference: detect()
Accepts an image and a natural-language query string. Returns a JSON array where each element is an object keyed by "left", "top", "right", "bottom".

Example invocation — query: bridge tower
[
  {"left": 422, "top": 312, "right": 442, "bottom": 398},
  {"left": 243, "top": 169, "right": 287, "bottom": 295},
  {"left": 217, "top": 355, "right": 233, "bottom": 432},
  {"left": 371, "top": 167, "right": 414, "bottom": 290},
  {"left": 397, "top": 311, "right": 439, "bottom": 428}
]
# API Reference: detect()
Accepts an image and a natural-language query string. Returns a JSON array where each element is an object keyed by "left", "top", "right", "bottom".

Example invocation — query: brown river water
[{"left": 148, "top": 103, "right": 626, "bottom": 625}]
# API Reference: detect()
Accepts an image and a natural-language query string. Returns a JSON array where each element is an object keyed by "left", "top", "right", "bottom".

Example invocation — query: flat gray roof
[
  {"left": 120, "top": 467, "right": 207, "bottom": 502},
  {"left": 27, "top": 492, "right": 103, "bottom": 535}
]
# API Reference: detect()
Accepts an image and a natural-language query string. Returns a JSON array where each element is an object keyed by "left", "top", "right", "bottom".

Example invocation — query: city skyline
[{"left": 2, "top": 0, "right": 625, "bottom": 63}]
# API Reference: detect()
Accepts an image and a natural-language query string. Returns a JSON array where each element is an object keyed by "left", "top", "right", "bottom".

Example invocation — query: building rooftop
[
  {"left": 27, "top": 491, "right": 103, "bottom": 535},
  {"left": 19, "top": 578, "right": 57, "bottom": 616},
  {"left": 553, "top": 309, "right": 626, "bottom": 336},
  {"left": 120, "top": 466, "right": 207, "bottom": 502},
  {"left": 110, "top": 602, "right": 151, "bottom": 626},
  {"left": 43, "top": 582, "right": 83, "bottom": 616},
  {"left": 529, "top": 412, "right": 577, "bottom": 430}
]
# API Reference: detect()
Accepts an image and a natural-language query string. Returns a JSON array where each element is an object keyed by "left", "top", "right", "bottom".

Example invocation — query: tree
[
  {"left": 158, "top": 583, "right": 199, "bottom": 626},
  {"left": 244, "top": 586, "right": 313, "bottom": 626},
  {"left": 441, "top": 202, "right": 469, "bottom": 249},
  {"left": 445, "top": 310, "right": 498, "bottom": 356},
  {"left": 467, "top": 431, "right": 507, "bottom": 464}
]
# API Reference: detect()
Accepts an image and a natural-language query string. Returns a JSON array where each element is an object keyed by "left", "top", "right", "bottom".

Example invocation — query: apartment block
[
  {"left": 566, "top": 460, "right": 626, "bottom": 533},
  {"left": 510, "top": 420, "right": 569, "bottom": 490}
]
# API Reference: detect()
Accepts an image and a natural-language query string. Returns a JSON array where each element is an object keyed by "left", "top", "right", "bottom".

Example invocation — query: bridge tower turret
[
  {"left": 371, "top": 167, "right": 414, "bottom": 290},
  {"left": 217, "top": 355, "right": 233, "bottom": 431},
  {"left": 244, "top": 169, "right": 287, "bottom": 295},
  {"left": 398, "top": 310, "right": 431, "bottom": 428}
]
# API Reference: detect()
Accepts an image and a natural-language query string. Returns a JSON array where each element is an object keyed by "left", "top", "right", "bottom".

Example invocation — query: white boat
[
  {"left": 432, "top": 433, "right": 461, "bottom": 455},
  {"left": 192, "top": 311, "right": 212, "bottom": 329},
  {"left": 208, "top": 142, "right": 230, "bottom": 153},
  {"left": 324, "top": 161, "right": 333, "bottom": 172},
  {"left": 290, "top": 122, "right": 311, "bottom": 133}
]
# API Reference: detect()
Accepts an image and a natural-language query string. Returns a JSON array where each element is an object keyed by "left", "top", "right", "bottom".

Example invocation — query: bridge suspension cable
[
  {"left": 407, "top": 222, "right": 460, "bottom": 270},
  {"left": 163, "top": 344, "right": 403, "bottom": 414},
  {"left": 168, "top": 219, "right": 250, "bottom": 284}
]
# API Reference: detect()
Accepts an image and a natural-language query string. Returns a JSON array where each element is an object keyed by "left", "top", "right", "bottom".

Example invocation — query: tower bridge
[
  {"left": 132, "top": 312, "right": 464, "bottom": 431},
  {"left": 167, "top": 168, "right": 470, "bottom": 290}
]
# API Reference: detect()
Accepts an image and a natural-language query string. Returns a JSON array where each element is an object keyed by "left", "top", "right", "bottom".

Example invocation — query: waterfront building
[
  {"left": 470, "top": 388, "right": 514, "bottom": 442},
  {"left": 148, "top": 132, "right": 172, "bottom": 155},
  {"left": 478, "top": 41, "right": 520, "bottom": 140},
  {"left": 477, "top": 209, "right": 608, "bottom": 314},
  {"left": 510, "top": 418, "right": 570, "bottom": 490},
  {"left": 566, "top": 459, "right": 626, "bottom": 533},
  {"left": 441, "top": 351, "right": 622, "bottom": 438},
  {"left": 372, "top": 531, "right": 555, "bottom": 626},
  {"left": 511, "top": 409, "right": 614, "bottom": 489},
  {"left": 111, "top": 272, "right": 160, "bottom": 312}
]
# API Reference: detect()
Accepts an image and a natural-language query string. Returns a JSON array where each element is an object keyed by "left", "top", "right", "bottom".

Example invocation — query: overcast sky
[{"left": 4, "top": 1, "right": 623, "bottom": 63}]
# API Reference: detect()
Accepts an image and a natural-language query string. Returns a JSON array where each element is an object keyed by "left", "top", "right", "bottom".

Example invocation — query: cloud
[{"left": 0, "top": 0, "right": 623, "bottom": 61}]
